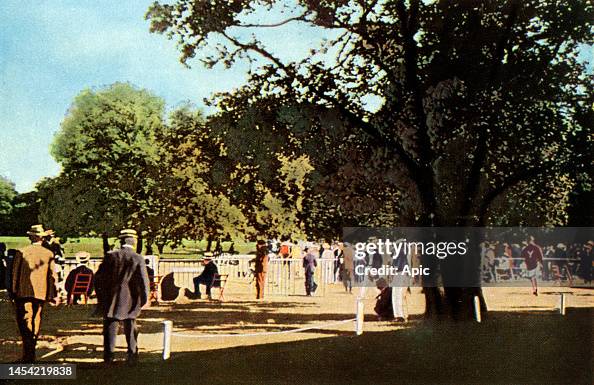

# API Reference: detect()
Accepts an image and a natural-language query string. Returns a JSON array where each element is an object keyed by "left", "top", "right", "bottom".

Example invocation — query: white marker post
[
  {"left": 473, "top": 296, "right": 482, "bottom": 323},
  {"left": 162, "top": 320, "right": 173, "bottom": 360},
  {"left": 559, "top": 293, "right": 566, "bottom": 316},
  {"left": 355, "top": 298, "right": 364, "bottom": 335}
]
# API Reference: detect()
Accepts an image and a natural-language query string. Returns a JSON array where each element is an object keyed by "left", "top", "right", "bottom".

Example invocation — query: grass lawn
[{"left": 0, "top": 236, "right": 256, "bottom": 259}]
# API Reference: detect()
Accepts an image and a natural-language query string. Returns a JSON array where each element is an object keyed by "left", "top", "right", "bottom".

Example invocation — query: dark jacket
[
  {"left": 198, "top": 261, "right": 218, "bottom": 283},
  {"left": 303, "top": 253, "right": 317, "bottom": 273},
  {"left": 95, "top": 245, "right": 149, "bottom": 320},
  {"left": 374, "top": 287, "right": 394, "bottom": 320},
  {"left": 579, "top": 249, "right": 592, "bottom": 280},
  {"left": 65, "top": 265, "right": 94, "bottom": 296},
  {"left": 254, "top": 251, "right": 269, "bottom": 274}
]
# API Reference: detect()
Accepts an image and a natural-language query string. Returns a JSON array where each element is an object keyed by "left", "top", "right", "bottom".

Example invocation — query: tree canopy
[
  {"left": 147, "top": 0, "right": 593, "bottom": 228},
  {"left": 146, "top": 0, "right": 593, "bottom": 318}
]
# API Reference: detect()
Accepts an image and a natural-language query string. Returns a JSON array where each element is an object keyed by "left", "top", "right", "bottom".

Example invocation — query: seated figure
[
  {"left": 188, "top": 253, "right": 218, "bottom": 300},
  {"left": 374, "top": 278, "right": 394, "bottom": 321},
  {"left": 65, "top": 251, "right": 94, "bottom": 304}
]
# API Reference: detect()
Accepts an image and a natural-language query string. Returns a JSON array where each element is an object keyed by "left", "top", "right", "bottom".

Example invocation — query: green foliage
[
  {"left": 0, "top": 176, "right": 16, "bottom": 217},
  {"left": 148, "top": 0, "right": 594, "bottom": 228},
  {"left": 46, "top": 83, "right": 168, "bottom": 238}
]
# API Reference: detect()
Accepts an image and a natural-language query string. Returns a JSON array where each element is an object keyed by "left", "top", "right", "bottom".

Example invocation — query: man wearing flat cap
[
  {"left": 10, "top": 224, "right": 59, "bottom": 363},
  {"left": 94, "top": 229, "right": 150, "bottom": 363}
]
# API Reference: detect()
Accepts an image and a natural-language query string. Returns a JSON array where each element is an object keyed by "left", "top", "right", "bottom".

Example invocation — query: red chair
[
  {"left": 67, "top": 273, "right": 93, "bottom": 305},
  {"left": 149, "top": 275, "right": 162, "bottom": 304},
  {"left": 212, "top": 274, "right": 229, "bottom": 301}
]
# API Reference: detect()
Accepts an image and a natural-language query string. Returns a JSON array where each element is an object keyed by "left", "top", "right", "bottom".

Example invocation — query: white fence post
[
  {"left": 162, "top": 320, "right": 173, "bottom": 360},
  {"left": 559, "top": 293, "right": 566, "bottom": 316},
  {"left": 355, "top": 298, "right": 364, "bottom": 335},
  {"left": 473, "top": 296, "right": 482, "bottom": 323}
]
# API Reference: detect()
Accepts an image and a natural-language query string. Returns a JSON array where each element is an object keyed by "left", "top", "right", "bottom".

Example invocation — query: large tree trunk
[
  {"left": 206, "top": 234, "right": 213, "bottom": 252},
  {"left": 145, "top": 239, "right": 154, "bottom": 255},
  {"left": 102, "top": 232, "right": 110, "bottom": 257},
  {"left": 422, "top": 224, "right": 488, "bottom": 321},
  {"left": 136, "top": 234, "right": 143, "bottom": 254}
]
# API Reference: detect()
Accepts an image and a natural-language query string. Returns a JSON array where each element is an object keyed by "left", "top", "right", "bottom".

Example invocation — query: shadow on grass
[{"left": 5, "top": 308, "right": 591, "bottom": 385}]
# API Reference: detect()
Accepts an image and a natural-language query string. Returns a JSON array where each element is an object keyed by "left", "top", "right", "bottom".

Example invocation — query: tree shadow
[{"left": 31, "top": 308, "right": 591, "bottom": 385}]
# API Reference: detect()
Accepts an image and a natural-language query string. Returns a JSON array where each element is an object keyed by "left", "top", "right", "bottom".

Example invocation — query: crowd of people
[
  {"left": 481, "top": 236, "right": 594, "bottom": 292},
  {"left": 1, "top": 227, "right": 592, "bottom": 364}
]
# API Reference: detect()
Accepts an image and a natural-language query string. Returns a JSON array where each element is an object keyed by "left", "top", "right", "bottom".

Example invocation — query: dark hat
[{"left": 376, "top": 278, "right": 389, "bottom": 289}]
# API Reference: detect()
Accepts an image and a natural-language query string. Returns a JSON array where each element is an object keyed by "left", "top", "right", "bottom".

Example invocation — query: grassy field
[
  {"left": 1, "top": 286, "right": 592, "bottom": 384},
  {"left": 0, "top": 236, "right": 256, "bottom": 259}
]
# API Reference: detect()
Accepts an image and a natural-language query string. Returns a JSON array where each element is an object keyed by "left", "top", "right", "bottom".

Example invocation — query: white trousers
[{"left": 391, "top": 286, "right": 407, "bottom": 319}]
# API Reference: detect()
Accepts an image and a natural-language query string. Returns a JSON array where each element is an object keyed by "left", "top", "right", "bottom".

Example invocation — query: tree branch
[
  {"left": 477, "top": 159, "right": 571, "bottom": 224},
  {"left": 237, "top": 13, "right": 309, "bottom": 28}
]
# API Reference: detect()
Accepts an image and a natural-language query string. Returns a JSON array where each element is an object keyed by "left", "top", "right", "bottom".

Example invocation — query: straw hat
[
  {"left": 75, "top": 251, "right": 91, "bottom": 264},
  {"left": 203, "top": 252, "right": 214, "bottom": 260},
  {"left": 118, "top": 229, "right": 138, "bottom": 239},
  {"left": 26, "top": 224, "right": 47, "bottom": 237}
]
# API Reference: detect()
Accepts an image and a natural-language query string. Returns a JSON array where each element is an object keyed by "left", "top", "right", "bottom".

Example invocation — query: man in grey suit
[{"left": 95, "top": 229, "right": 149, "bottom": 364}]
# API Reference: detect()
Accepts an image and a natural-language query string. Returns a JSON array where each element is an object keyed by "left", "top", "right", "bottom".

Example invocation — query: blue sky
[
  {"left": 1, "top": 2, "right": 591, "bottom": 193},
  {"left": 0, "top": 1, "right": 332, "bottom": 192}
]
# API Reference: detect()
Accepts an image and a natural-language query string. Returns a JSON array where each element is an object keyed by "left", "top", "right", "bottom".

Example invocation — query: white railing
[{"left": 59, "top": 255, "right": 340, "bottom": 298}]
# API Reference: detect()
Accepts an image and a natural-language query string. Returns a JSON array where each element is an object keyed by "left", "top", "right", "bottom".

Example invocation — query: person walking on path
[
  {"left": 341, "top": 243, "right": 354, "bottom": 293},
  {"left": 10, "top": 224, "right": 59, "bottom": 363},
  {"left": 254, "top": 240, "right": 269, "bottom": 299},
  {"left": 521, "top": 235, "right": 544, "bottom": 296},
  {"left": 303, "top": 247, "right": 318, "bottom": 296},
  {"left": 95, "top": 229, "right": 150, "bottom": 364}
]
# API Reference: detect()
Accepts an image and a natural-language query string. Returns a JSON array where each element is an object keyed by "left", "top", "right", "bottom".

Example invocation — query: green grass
[{"left": 0, "top": 236, "right": 256, "bottom": 259}]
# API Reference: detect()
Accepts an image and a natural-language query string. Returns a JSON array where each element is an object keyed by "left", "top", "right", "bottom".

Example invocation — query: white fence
[{"left": 59, "top": 255, "right": 340, "bottom": 298}]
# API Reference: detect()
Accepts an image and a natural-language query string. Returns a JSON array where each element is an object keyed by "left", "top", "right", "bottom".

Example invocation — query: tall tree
[
  {"left": 148, "top": 0, "right": 593, "bottom": 318},
  {"left": 0, "top": 177, "right": 18, "bottom": 234},
  {"left": 48, "top": 82, "right": 169, "bottom": 245}
]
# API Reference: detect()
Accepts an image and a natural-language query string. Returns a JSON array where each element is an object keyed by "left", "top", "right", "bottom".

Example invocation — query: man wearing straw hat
[
  {"left": 188, "top": 252, "right": 218, "bottom": 300},
  {"left": 95, "top": 229, "right": 150, "bottom": 364},
  {"left": 65, "top": 251, "right": 94, "bottom": 304},
  {"left": 10, "top": 224, "right": 59, "bottom": 363}
]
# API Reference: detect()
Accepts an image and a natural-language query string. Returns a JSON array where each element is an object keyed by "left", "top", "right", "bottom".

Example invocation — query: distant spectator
[
  {"left": 65, "top": 251, "right": 94, "bottom": 304},
  {"left": 303, "top": 247, "right": 318, "bottom": 296},
  {"left": 42, "top": 230, "right": 64, "bottom": 263},
  {"left": 333, "top": 242, "right": 343, "bottom": 282},
  {"left": 145, "top": 258, "right": 155, "bottom": 281},
  {"left": 188, "top": 253, "right": 218, "bottom": 300},
  {"left": 521, "top": 236, "right": 543, "bottom": 296},
  {"left": 253, "top": 240, "right": 269, "bottom": 299},
  {"left": 374, "top": 278, "right": 394, "bottom": 321},
  {"left": 279, "top": 240, "right": 292, "bottom": 259},
  {"left": 579, "top": 241, "right": 593, "bottom": 284},
  {"left": 4, "top": 249, "right": 17, "bottom": 294},
  {"left": 391, "top": 242, "right": 409, "bottom": 322},
  {"left": 552, "top": 243, "right": 571, "bottom": 284},
  {"left": 340, "top": 243, "right": 354, "bottom": 293}
]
